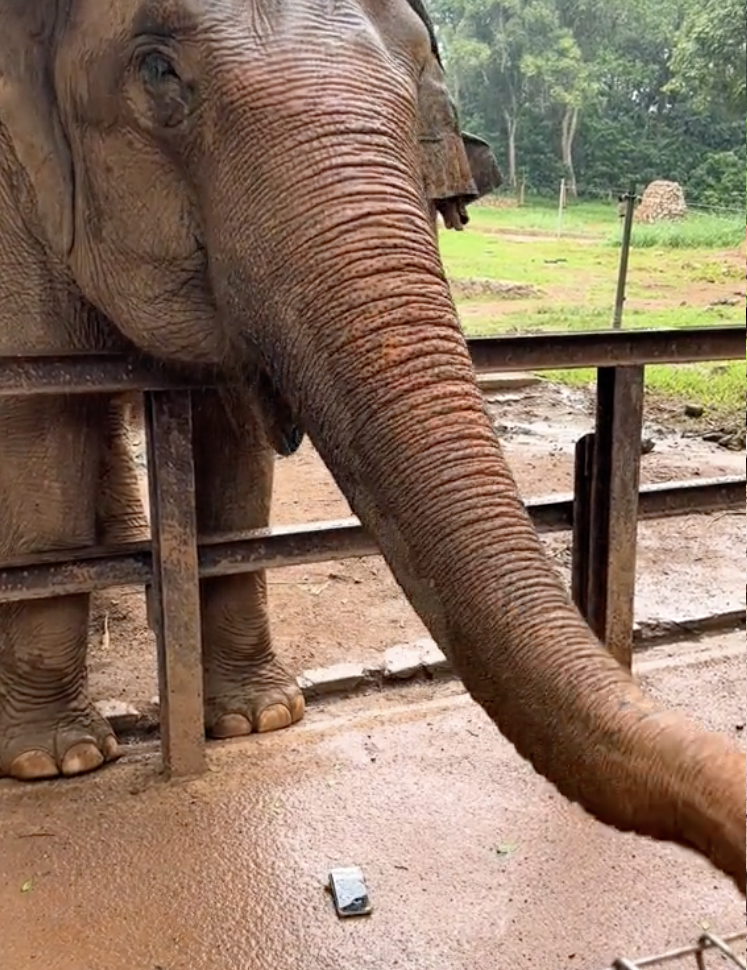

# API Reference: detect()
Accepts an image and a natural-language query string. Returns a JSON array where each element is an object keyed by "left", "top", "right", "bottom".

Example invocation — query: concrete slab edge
[
  {"left": 475, "top": 372, "right": 542, "bottom": 393},
  {"left": 100, "top": 610, "right": 745, "bottom": 736}
]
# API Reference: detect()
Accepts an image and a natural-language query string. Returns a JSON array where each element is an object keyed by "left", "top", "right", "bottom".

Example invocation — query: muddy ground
[{"left": 87, "top": 379, "right": 745, "bottom": 714}]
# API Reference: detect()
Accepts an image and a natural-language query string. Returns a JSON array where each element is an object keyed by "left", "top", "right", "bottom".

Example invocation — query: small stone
[
  {"left": 683, "top": 403, "right": 704, "bottom": 418},
  {"left": 300, "top": 663, "right": 366, "bottom": 698},
  {"left": 718, "top": 430, "right": 745, "bottom": 451},
  {"left": 95, "top": 699, "right": 141, "bottom": 731},
  {"left": 296, "top": 674, "right": 314, "bottom": 693},
  {"left": 383, "top": 645, "right": 422, "bottom": 680},
  {"left": 640, "top": 437, "right": 655, "bottom": 454},
  {"left": 416, "top": 638, "right": 450, "bottom": 675},
  {"left": 137, "top": 696, "right": 161, "bottom": 723}
]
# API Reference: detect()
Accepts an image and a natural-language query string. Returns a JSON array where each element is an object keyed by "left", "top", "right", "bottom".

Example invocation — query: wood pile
[{"left": 634, "top": 179, "right": 687, "bottom": 223}]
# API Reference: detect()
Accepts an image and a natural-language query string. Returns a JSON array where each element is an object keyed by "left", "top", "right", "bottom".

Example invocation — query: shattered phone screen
[{"left": 328, "top": 866, "right": 373, "bottom": 918}]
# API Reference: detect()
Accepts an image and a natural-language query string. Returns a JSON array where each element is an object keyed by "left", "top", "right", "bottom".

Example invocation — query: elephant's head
[{"left": 0, "top": 0, "right": 743, "bottom": 892}]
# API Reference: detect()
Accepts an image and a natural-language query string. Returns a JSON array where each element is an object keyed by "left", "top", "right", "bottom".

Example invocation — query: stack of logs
[{"left": 635, "top": 179, "right": 688, "bottom": 223}]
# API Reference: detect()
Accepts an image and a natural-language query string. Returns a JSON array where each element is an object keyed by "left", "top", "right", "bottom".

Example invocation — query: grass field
[{"left": 439, "top": 199, "right": 746, "bottom": 428}]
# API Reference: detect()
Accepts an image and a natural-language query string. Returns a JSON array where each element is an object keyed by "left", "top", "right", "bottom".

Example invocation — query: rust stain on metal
[
  {"left": 0, "top": 326, "right": 743, "bottom": 397},
  {"left": 580, "top": 365, "right": 645, "bottom": 669},
  {"left": 0, "top": 478, "right": 742, "bottom": 604},
  {"left": 571, "top": 432, "right": 594, "bottom": 617},
  {"left": 144, "top": 390, "right": 206, "bottom": 779}
]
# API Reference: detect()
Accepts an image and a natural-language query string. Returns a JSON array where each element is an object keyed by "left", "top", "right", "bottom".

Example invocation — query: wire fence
[
  {"left": 602, "top": 930, "right": 746, "bottom": 970},
  {"left": 682, "top": 201, "right": 746, "bottom": 215},
  {"left": 485, "top": 180, "right": 746, "bottom": 219}
]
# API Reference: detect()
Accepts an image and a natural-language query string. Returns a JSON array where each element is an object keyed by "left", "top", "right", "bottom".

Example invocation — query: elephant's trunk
[{"left": 205, "top": 87, "right": 745, "bottom": 891}]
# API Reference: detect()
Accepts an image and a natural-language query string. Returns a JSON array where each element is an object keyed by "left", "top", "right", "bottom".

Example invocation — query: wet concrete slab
[{"left": 1, "top": 633, "right": 744, "bottom": 970}]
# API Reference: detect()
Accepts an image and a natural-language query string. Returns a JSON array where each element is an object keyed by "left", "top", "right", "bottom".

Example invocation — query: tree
[
  {"left": 428, "top": 0, "right": 746, "bottom": 202},
  {"left": 432, "top": 0, "right": 594, "bottom": 189},
  {"left": 669, "top": 0, "right": 747, "bottom": 119},
  {"left": 523, "top": 31, "right": 596, "bottom": 195}
]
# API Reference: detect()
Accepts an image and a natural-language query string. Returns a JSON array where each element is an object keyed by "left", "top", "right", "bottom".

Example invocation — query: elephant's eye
[
  {"left": 134, "top": 47, "right": 194, "bottom": 130},
  {"left": 139, "top": 51, "right": 180, "bottom": 86}
]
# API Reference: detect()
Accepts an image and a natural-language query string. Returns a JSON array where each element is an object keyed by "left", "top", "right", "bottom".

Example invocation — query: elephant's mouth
[{"left": 255, "top": 369, "right": 305, "bottom": 457}]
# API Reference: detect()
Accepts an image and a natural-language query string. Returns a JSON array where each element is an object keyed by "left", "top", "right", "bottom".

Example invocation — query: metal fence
[
  {"left": 605, "top": 929, "right": 746, "bottom": 969},
  {"left": 0, "top": 323, "right": 744, "bottom": 776}
]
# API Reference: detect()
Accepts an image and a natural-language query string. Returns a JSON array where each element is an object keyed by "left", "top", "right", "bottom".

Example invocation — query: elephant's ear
[
  {"left": 403, "top": 0, "right": 443, "bottom": 66},
  {"left": 462, "top": 132, "right": 503, "bottom": 198},
  {"left": 403, "top": 0, "right": 502, "bottom": 218},
  {"left": 0, "top": 1, "right": 74, "bottom": 259}
]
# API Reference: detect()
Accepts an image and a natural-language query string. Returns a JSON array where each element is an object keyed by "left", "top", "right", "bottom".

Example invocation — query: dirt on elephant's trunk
[{"left": 209, "top": 158, "right": 744, "bottom": 893}]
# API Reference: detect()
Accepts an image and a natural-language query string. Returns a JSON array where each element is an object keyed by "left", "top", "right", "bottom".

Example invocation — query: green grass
[
  {"left": 455, "top": 197, "right": 746, "bottom": 249},
  {"left": 608, "top": 211, "right": 745, "bottom": 250},
  {"left": 458, "top": 303, "right": 744, "bottom": 337},
  {"left": 436, "top": 199, "right": 746, "bottom": 427},
  {"left": 439, "top": 216, "right": 742, "bottom": 296},
  {"left": 456, "top": 301, "right": 745, "bottom": 427},
  {"left": 438, "top": 223, "right": 624, "bottom": 294},
  {"left": 465, "top": 197, "right": 615, "bottom": 235},
  {"left": 544, "top": 361, "right": 745, "bottom": 427}
]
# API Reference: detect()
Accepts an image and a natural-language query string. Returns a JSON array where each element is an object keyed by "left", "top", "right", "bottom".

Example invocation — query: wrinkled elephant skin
[
  {"left": 0, "top": 0, "right": 491, "bottom": 779},
  {"left": 0, "top": 0, "right": 744, "bottom": 897}
]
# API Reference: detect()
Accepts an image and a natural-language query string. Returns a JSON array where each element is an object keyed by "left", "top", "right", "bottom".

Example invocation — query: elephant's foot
[
  {"left": 0, "top": 698, "right": 120, "bottom": 781},
  {"left": 204, "top": 654, "right": 305, "bottom": 739}
]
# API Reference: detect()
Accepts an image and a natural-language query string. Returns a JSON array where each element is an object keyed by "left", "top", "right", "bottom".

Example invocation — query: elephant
[
  {"left": 0, "top": 0, "right": 493, "bottom": 770},
  {"left": 0, "top": 0, "right": 744, "bottom": 895}
]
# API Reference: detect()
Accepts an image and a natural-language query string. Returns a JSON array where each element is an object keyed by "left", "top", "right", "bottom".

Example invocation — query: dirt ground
[
  {"left": 87, "top": 380, "right": 745, "bottom": 714},
  {"left": 456, "top": 245, "right": 746, "bottom": 324},
  {"left": 3, "top": 632, "right": 745, "bottom": 970}
]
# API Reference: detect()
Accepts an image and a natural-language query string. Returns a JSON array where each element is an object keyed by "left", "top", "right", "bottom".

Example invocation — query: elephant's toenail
[
  {"left": 61, "top": 741, "right": 104, "bottom": 776},
  {"left": 103, "top": 735, "right": 121, "bottom": 761},
  {"left": 212, "top": 713, "right": 252, "bottom": 739},
  {"left": 256, "top": 704, "right": 293, "bottom": 733},
  {"left": 290, "top": 694, "right": 306, "bottom": 723},
  {"left": 10, "top": 750, "right": 58, "bottom": 781}
]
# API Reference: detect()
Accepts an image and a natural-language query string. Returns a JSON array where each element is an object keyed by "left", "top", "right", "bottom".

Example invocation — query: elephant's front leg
[
  {"left": 0, "top": 397, "right": 119, "bottom": 780},
  {"left": 96, "top": 394, "right": 150, "bottom": 546},
  {"left": 192, "top": 390, "right": 305, "bottom": 738}
]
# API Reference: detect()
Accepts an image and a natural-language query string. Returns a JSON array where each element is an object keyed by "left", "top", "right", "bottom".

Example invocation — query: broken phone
[{"left": 328, "top": 866, "right": 373, "bottom": 918}]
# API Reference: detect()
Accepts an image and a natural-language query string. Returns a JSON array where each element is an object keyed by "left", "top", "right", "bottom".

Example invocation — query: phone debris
[{"left": 327, "top": 866, "right": 373, "bottom": 918}]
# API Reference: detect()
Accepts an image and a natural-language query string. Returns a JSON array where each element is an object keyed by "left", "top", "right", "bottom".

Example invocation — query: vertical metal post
[
  {"left": 571, "top": 432, "right": 594, "bottom": 616},
  {"left": 612, "top": 181, "right": 636, "bottom": 329},
  {"left": 572, "top": 182, "right": 644, "bottom": 667},
  {"left": 585, "top": 366, "right": 645, "bottom": 669},
  {"left": 556, "top": 177, "right": 566, "bottom": 238},
  {"left": 145, "top": 390, "right": 206, "bottom": 777}
]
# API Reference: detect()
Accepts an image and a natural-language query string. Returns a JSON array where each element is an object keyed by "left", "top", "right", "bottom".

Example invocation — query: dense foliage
[{"left": 430, "top": 0, "right": 747, "bottom": 208}]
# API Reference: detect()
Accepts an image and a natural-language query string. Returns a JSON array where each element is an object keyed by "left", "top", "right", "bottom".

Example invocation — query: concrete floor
[{"left": 1, "top": 633, "right": 744, "bottom": 970}]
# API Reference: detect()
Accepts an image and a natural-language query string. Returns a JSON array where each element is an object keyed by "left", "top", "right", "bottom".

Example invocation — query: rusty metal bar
[
  {"left": 571, "top": 433, "right": 594, "bottom": 615},
  {"left": 467, "top": 326, "right": 744, "bottom": 372},
  {"left": 612, "top": 181, "right": 636, "bottom": 329},
  {"left": 0, "top": 476, "right": 742, "bottom": 603},
  {"left": 634, "top": 475, "right": 745, "bottom": 518},
  {"left": 144, "top": 390, "right": 206, "bottom": 778},
  {"left": 0, "top": 354, "right": 192, "bottom": 397},
  {"left": 0, "top": 326, "right": 743, "bottom": 397},
  {"left": 584, "top": 366, "right": 645, "bottom": 668}
]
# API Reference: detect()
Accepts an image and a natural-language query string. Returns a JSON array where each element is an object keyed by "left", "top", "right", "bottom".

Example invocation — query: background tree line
[{"left": 430, "top": 0, "right": 746, "bottom": 207}]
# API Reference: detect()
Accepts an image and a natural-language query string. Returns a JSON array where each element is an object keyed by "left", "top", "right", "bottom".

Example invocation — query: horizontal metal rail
[
  {"left": 0, "top": 475, "right": 742, "bottom": 604},
  {"left": 0, "top": 326, "right": 743, "bottom": 397},
  {"left": 467, "top": 325, "right": 745, "bottom": 372}
]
